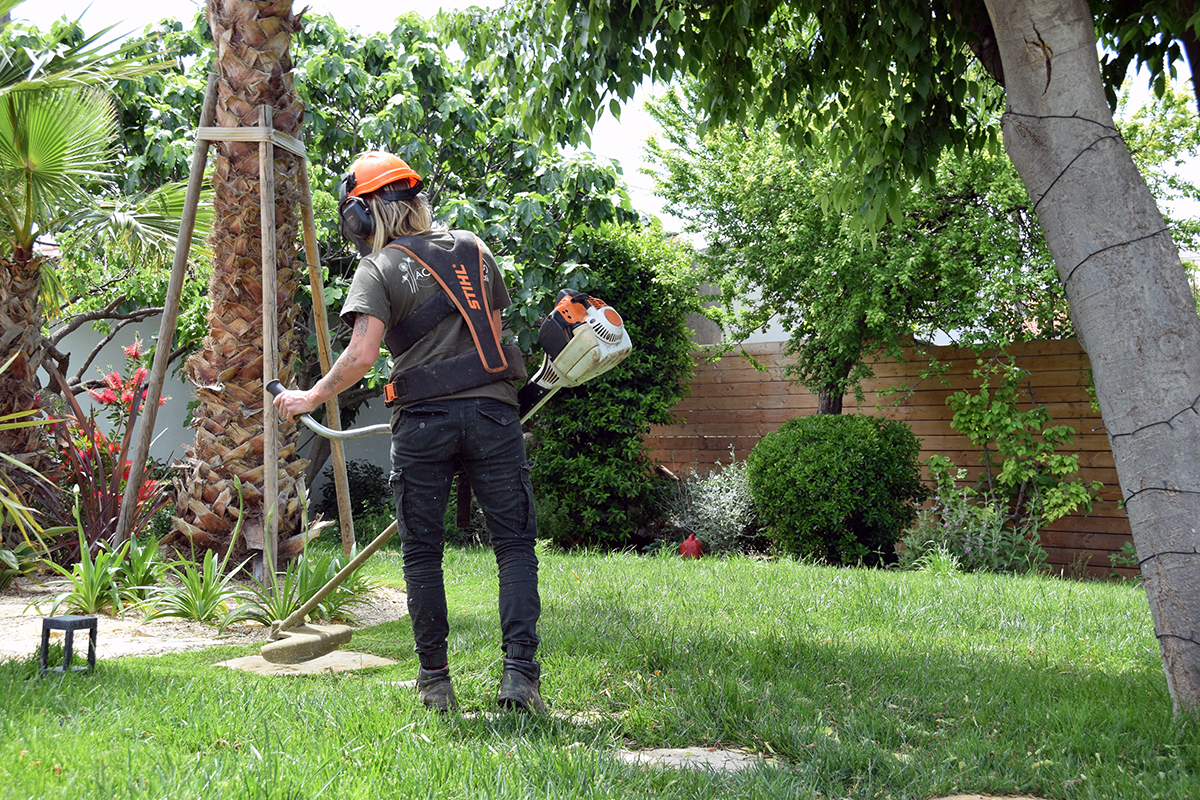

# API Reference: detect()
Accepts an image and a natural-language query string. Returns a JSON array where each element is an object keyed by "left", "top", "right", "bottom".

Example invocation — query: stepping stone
[
  {"left": 215, "top": 650, "right": 396, "bottom": 675},
  {"left": 614, "top": 747, "right": 764, "bottom": 772}
]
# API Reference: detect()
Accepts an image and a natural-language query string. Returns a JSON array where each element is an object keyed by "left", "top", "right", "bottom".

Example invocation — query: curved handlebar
[{"left": 266, "top": 380, "right": 391, "bottom": 441}]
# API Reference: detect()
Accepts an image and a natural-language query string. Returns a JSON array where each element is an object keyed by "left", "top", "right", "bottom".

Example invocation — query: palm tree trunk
[
  {"left": 0, "top": 255, "right": 51, "bottom": 474},
  {"left": 170, "top": 0, "right": 308, "bottom": 557}
]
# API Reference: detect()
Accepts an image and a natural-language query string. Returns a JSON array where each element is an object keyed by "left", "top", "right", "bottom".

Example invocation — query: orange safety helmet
[
  {"left": 342, "top": 151, "right": 424, "bottom": 198},
  {"left": 337, "top": 152, "right": 425, "bottom": 256}
]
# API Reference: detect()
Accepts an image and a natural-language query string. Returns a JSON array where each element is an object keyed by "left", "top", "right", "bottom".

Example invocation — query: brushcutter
[{"left": 259, "top": 290, "right": 631, "bottom": 664}]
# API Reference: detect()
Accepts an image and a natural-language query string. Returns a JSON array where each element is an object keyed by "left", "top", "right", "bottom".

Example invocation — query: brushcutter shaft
[{"left": 268, "top": 519, "right": 399, "bottom": 639}]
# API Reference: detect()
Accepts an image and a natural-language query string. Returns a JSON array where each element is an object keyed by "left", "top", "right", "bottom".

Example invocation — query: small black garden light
[{"left": 39, "top": 615, "right": 97, "bottom": 676}]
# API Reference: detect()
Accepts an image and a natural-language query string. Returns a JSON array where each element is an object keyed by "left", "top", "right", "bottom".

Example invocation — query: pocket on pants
[
  {"left": 400, "top": 404, "right": 448, "bottom": 437},
  {"left": 520, "top": 460, "right": 537, "bottom": 539},
  {"left": 389, "top": 468, "right": 405, "bottom": 531},
  {"left": 478, "top": 402, "right": 519, "bottom": 428}
]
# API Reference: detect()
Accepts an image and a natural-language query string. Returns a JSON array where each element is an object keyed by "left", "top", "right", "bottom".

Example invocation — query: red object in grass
[{"left": 679, "top": 533, "right": 702, "bottom": 559}]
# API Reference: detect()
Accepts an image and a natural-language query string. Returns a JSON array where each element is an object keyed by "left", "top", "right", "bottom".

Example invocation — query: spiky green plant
[
  {"left": 143, "top": 547, "right": 248, "bottom": 625},
  {"left": 44, "top": 524, "right": 128, "bottom": 616},
  {"left": 222, "top": 546, "right": 374, "bottom": 630}
]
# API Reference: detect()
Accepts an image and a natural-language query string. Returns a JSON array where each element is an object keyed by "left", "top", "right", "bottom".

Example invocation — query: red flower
[
  {"left": 123, "top": 339, "right": 145, "bottom": 359},
  {"left": 87, "top": 388, "right": 120, "bottom": 405},
  {"left": 138, "top": 479, "right": 158, "bottom": 502}
]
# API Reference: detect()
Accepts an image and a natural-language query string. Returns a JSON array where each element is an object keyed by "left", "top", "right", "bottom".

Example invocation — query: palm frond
[
  {"left": 0, "top": 86, "right": 117, "bottom": 249},
  {"left": 0, "top": 14, "right": 170, "bottom": 97},
  {"left": 72, "top": 180, "right": 214, "bottom": 262},
  {"left": 38, "top": 257, "right": 70, "bottom": 320}
]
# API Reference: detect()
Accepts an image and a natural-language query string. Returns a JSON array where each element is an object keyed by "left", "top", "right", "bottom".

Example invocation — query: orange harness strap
[{"left": 384, "top": 232, "right": 508, "bottom": 373}]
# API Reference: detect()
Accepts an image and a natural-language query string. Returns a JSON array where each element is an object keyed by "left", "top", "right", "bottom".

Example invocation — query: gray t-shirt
[{"left": 340, "top": 230, "right": 519, "bottom": 412}]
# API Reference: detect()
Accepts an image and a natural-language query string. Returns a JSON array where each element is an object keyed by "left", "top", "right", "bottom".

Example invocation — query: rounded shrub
[{"left": 746, "top": 414, "right": 928, "bottom": 566}]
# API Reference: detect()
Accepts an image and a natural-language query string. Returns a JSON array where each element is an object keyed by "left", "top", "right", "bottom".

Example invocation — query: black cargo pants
[{"left": 389, "top": 396, "right": 540, "bottom": 669}]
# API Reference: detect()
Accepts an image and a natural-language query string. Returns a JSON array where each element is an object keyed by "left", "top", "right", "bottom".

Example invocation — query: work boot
[
  {"left": 416, "top": 666, "right": 457, "bottom": 712},
  {"left": 497, "top": 658, "right": 545, "bottom": 712}
]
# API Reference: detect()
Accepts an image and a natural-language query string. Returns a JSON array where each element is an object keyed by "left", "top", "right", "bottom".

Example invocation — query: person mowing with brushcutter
[{"left": 273, "top": 151, "right": 543, "bottom": 713}]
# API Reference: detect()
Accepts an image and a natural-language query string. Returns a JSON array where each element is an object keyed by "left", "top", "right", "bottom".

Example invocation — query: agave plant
[
  {"left": 221, "top": 546, "right": 374, "bottom": 630},
  {"left": 43, "top": 524, "right": 128, "bottom": 616},
  {"left": 142, "top": 477, "right": 249, "bottom": 624},
  {"left": 115, "top": 535, "right": 169, "bottom": 603},
  {"left": 143, "top": 546, "right": 248, "bottom": 625}
]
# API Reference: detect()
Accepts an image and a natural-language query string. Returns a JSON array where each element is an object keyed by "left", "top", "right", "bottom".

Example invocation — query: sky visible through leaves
[{"left": 15, "top": 0, "right": 684, "bottom": 234}]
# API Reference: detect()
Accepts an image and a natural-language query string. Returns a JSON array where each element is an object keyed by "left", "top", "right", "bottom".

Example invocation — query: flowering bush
[
  {"left": 76, "top": 336, "right": 168, "bottom": 503},
  {"left": 665, "top": 451, "right": 760, "bottom": 555},
  {"left": 86, "top": 337, "right": 166, "bottom": 427},
  {"left": 17, "top": 338, "right": 171, "bottom": 563}
]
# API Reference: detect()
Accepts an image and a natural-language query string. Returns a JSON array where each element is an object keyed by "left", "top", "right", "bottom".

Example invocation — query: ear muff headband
[
  {"left": 374, "top": 183, "right": 424, "bottom": 201},
  {"left": 336, "top": 170, "right": 427, "bottom": 256},
  {"left": 338, "top": 192, "right": 375, "bottom": 257}
]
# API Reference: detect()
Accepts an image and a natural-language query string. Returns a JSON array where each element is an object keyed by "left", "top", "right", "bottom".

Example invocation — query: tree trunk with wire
[
  {"left": 169, "top": 0, "right": 308, "bottom": 558},
  {"left": 986, "top": 0, "right": 1200, "bottom": 712}
]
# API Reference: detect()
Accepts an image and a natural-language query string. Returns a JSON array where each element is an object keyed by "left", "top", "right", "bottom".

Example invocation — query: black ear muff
[{"left": 338, "top": 195, "right": 375, "bottom": 257}]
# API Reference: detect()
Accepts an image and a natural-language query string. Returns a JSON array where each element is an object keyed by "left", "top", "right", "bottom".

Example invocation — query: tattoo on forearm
[
  {"left": 318, "top": 313, "right": 372, "bottom": 397},
  {"left": 352, "top": 313, "right": 371, "bottom": 338},
  {"left": 324, "top": 362, "right": 347, "bottom": 394}
]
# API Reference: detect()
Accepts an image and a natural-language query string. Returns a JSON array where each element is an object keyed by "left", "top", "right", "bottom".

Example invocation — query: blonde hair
[{"left": 368, "top": 192, "right": 439, "bottom": 252}]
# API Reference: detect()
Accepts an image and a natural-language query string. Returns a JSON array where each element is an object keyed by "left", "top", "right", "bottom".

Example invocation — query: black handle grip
[{"left": 266, "top": 379, "right": 285, "bottom": 397}]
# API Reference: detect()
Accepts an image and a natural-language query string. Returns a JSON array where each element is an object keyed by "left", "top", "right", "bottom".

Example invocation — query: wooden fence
[{"left": 646, "top": 339, "right": 1135, "bottom": 578}]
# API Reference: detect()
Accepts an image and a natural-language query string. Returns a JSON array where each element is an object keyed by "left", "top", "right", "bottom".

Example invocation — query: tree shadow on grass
[{"left": 534, "top": 592, "right": 1196, "bottom": 799}]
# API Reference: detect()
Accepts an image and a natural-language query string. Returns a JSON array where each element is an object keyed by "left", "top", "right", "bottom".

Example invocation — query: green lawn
[{"left": 1, "top": 545, "right": 1195, "bottom": 799}]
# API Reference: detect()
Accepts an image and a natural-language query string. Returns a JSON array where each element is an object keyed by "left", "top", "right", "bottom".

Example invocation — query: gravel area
[{"left": 0, "top": 577, "right": 407, "bottom": 662}]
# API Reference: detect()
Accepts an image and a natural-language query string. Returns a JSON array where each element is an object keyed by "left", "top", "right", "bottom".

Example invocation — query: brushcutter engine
[{"left": 517, "top": 289, "right": 633, "bottom": 421}]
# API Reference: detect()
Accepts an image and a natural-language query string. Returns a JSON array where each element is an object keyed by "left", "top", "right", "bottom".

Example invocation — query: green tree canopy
[
  {"left": 645, "top": 85, "right": 1066, "bottom": 410},
  {"left": 106, "top": 11, "right": 639, "bottom": 355},
  {"left": 83, "top": 10, "right": 641, "bottom": 481},
  {"left": 452, "top": 0, "right": 1198, "bottom": 230}
]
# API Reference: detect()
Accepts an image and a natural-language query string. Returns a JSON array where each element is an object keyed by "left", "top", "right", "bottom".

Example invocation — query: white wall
[{"left": 52, "top": 314, "right": 394, "bottom": 504}]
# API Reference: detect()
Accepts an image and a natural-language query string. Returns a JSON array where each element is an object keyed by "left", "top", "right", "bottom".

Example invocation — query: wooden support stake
[
  {"left": 116, "top": 80, "right": 358, "bottom": 569},
  {"left": 259, "top": 104, "right": 280, "bottom": 577},
  {"left": 115, "top": 73, "right": 218, "bottom": 546},
  {"left": 298, "top": 165, "right": 357, "bottom": 556},
  {"left": 196, "top": 126, "right": 305, "bottom": 158}
]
